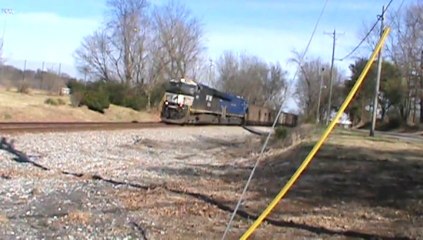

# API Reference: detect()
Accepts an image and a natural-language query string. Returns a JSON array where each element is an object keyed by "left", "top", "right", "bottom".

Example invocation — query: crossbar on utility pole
[
  {"left": 370, "top": 6, "right": 385, "bottom": 137},
  {"left": 325, "top": 29, "right": 336, "bottom": 125}
]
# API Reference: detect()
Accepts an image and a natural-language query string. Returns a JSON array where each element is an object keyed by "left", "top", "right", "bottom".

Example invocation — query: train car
[
  {"left": 160, "top": 78, "right": 247, "bottom": 125},
  {"left": 245, "top": 105, "right": 299, "bottom": 127},
  {"left": 245, "top": 105, "right": 275, "bottom": 126},
  {"left": 277, "top": 112, "right": 298, "bottom": 127}
]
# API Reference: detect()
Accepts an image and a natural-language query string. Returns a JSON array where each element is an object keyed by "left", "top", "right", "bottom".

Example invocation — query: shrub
[
  {"left": 81, "top": 90, "right": 110, "bottom": 113},
  {"left": 150, "top": 82, "right": 167, "bottom": 107},
  {"left": 3, "top": 113, "right": 12, "bottom": 120},
  {"left": 123, "top": 94, "right": 148, "bottom": 111},
  {"left": 45, "top": 98, "right": 58, "bottom": 106},
  {"left": 45, "top": 98, "right": 66, "bottom": 106},
  {"left": 66, "top": 79, "right": 152, "bottom": 112},
  {"left": 70, "top": 91, "right": 84, "bottom": 107},
  {"left": 17, "top": 82, "right": 30, "bottom": 94},
  {"left": 56, "top": 98, "right": 66, "bottom": 105},
  {"left": 105, "top": 82, "right": 130, "bottom": 106},
  {"left": 67, "top": 79, "right": 86, "bottom": 93},
  {"left": 378, "top": 117, "right": 401, "bottom": 131},
  {"left": 275, "top": 126, "right": 288, "bottom": 140}
]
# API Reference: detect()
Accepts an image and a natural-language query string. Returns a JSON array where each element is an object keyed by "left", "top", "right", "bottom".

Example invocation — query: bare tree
[
  {"left": 387, "top": 3, "right": 423, "bottom": 123},
  {"left": 106, "top": 0, "right": 150, "bottom": 85},
  {"left": 360, "top": 2, "right": 423, "bottom": 123},
  {"left": 74, "top": 30, "right": 114, "bottom": 81},
  {"left": 290, "top": 52, "right": 344, "bottom": 122},
  {"left": 216, "top": 51, "right": 239, "bottom": 92},
  {"left": 75, "top": 0, "right": 150, "bottom": 85},
  {"left": 215, "top": 51, "right": 288, "bottom": 109},
  {"left": 151, "top": 0, "right": 204, "bottom": 81}
]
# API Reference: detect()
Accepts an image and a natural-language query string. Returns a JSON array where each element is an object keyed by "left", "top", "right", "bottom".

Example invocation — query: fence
[{"left": 0, "top": 58, "right": 78, "bottom": 93}]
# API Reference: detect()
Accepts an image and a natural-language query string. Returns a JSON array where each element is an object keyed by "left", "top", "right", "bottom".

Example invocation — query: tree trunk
[
  {"left": 381, "top": 106, "right": 386, "bottom": 122},
  {"left": 420, "top": 96, "right": 423, "bottom": 123},
  {"left": 147, "top": 93, "right": 151, "bottom": 112}
]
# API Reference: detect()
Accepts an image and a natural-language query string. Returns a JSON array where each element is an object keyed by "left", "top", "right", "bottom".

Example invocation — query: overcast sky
[{"left": 0, "top": 0, "right": 413, "bottom": 110}]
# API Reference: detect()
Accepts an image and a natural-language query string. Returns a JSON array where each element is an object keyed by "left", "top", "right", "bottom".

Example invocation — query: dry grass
[
  {"left": 328, "top": 129, "right": 423, "bottom": 151},
  {"left": 67, "top": 210, "right": 92, "bottom": 225},
  {"left": 0, "top": 88, "right": 158, "bottom": 122}
]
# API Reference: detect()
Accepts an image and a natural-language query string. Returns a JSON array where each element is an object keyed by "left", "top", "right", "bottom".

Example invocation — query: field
[
  {"left": 0, "top": 125, "right": 422, "bottom": 239},
  {"left": 0, "top": 88, "right": 158, "bottom": 122}
]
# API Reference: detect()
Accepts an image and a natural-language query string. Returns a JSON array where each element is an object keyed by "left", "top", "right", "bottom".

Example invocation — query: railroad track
[{"left": 0, "top": 121, "right": 170, "bottom": 134}]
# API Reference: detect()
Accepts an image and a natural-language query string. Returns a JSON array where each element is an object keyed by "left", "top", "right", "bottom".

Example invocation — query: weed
[
  {"left": 17, "top": 82, "right": 30, "bottom": 94},
  {"left": 44, "top": 98, "right": 58, "bottom": 106},
  {"left": 67, "top": 210, "right": 91, "bottom": 225},
  {"left": 3, "top": 113, "right": 12, "bottom": 120},
  {"left": 275, "top": 126, "right": 288, "bottom": 140}
]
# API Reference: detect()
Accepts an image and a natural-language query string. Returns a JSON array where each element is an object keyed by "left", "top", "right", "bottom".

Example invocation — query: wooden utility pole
[
  {"left": 370, "top": 6, "right": 385, "bottom": 137},
  {"left": 316, "top": 67, "right": 325, "bottom": 124},
  {"left": 420, "top": 50, "right": 423, "bottom": 123},
  {"left": 325, "top": 29, "right": 336, "bottom": 125}
]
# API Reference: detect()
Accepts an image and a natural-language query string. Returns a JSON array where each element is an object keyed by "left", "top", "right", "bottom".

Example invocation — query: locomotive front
[{"left": 160, "top": 79, "right": 197, "bottom": 124}]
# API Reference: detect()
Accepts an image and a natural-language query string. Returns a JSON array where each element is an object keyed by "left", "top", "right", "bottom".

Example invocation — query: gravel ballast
[{"left": 1, "top": 126, "right": 422, "bottom": 240}]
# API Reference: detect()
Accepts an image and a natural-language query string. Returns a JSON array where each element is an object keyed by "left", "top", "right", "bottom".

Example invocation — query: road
[{"left": 354, "top": 129, "right": 423, "bottom": 143}]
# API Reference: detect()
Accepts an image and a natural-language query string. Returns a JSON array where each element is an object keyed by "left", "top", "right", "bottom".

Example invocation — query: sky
[{"left": 0, "top": 0, "right": 412, "bottom": 110}]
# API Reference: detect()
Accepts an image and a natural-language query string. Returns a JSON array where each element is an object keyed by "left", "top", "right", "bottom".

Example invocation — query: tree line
[
  {"left": 346, "top": 2, "right": 423, "bottom": 126},
  {"left": 287, "top": 2, "right": 422, "bottom": 127}
]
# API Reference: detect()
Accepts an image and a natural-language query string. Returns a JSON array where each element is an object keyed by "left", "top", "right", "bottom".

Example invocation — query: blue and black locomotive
[{"left": 160, "top": 78, "right": 298, "bottom": 127}]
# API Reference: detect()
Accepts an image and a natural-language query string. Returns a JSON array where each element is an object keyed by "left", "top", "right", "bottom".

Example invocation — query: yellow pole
[{"left": 239, "top": 27, "right": 391, "bottom": 240}]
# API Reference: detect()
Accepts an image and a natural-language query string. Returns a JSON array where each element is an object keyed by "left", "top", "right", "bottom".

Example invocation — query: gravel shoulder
[{"left": 0, "top": 126, "right": 422, "bottom": 239}]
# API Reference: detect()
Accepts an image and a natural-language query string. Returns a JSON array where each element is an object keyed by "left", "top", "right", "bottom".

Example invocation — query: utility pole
[
  {"left": 316, "top": 67, "right": 325, "bottom": 124},
  {"left": 370, "top": 6, "right": 385, "bottom": 137},
  {"left": 420, "top": 50, "right": 423, "bottom": 123},
  {"left": 325, "top": 29, "right": 336, "bottom": 125}
]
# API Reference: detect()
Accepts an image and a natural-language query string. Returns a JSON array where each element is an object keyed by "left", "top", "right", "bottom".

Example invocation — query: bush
[
  {"left": 56, "top": 98, "right": 66, "bottom": 105},
  {"left": 123, "top": 95, "right": 148, "bottom": 111},
  {"left": 67, "top": 79, "right": 86, "bottom": 93},
  {"left": 17, "top": 82, "right": 30, "bottom": 94},
  {"left": 275, "top": 126, "right": 288, "bottom": 140},
  {"left": 70, "top": 91, "right": 84, "bottom": 107},
  {"left": 81, "top": 90, "right": 110, "bottom": 113},
  {"left": 45, "top": 98, "right": 58, "bottom": 106},
  {"left": 105, "top": 82, "right": 130, "bottom": 106},
  {"left": 66, "top": 79, "right": 152, "bottom": 112},
  {"left": 378, "top": 117, "right": 402, "bottom": 131},
  {"left": 150, "top": 82, "right": 167, "bottom": 107},
  {"left": 44, "top": 98, "right": 66, "bottom": 106}
]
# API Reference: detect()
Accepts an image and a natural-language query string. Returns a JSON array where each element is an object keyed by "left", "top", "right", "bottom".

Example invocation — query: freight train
[{"left": 159, "top": 78, "right": 298, "bottom": 127}]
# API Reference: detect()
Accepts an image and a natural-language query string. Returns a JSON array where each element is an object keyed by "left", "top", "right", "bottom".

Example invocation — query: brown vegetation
[{"left": 67, "top": 211, "right": 92, "bottom": 225}]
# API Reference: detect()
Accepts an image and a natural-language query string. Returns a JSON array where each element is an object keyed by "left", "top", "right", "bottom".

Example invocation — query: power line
[
  {"left": 220, "top": 0, "right": 331, "bottom": 239},
  {"left": 339, "top": 0, "right": 394, "bottom": 61}
]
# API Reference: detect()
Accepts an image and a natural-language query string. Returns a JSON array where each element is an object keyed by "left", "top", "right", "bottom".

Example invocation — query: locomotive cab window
[{"left": 166, "top": 81, "right": 197, "bottom": 96}]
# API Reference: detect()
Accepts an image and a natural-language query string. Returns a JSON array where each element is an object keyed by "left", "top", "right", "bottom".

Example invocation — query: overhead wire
[
  {"left": 220, "top": 0, "right": 330, "bottom": 239},
  {"left": 339, "top": 0, "right": 394, "bottom": 61}
]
